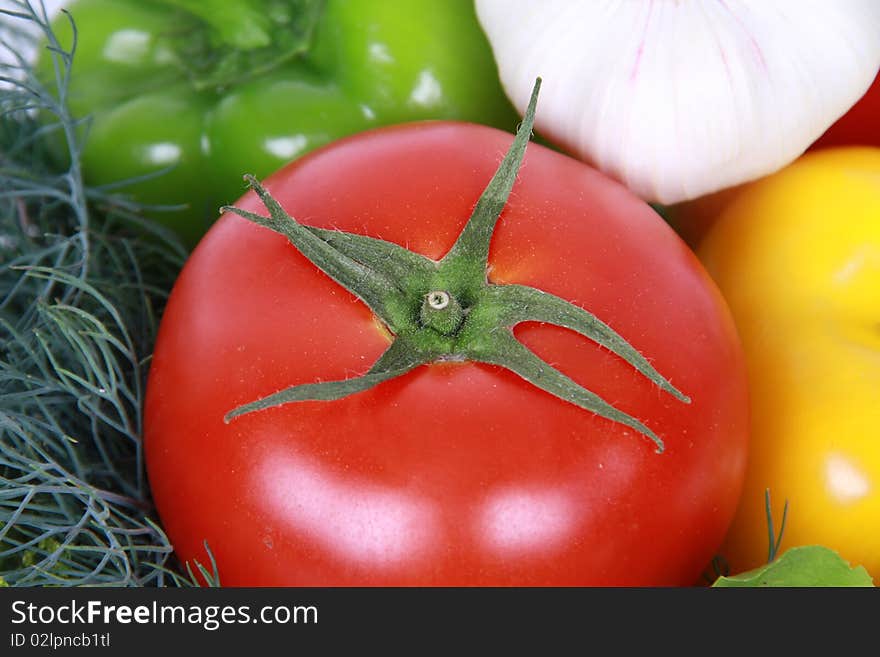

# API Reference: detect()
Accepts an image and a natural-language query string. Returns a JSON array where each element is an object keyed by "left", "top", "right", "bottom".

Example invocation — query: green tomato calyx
[{"left": 221, "top": 78, "right": 690, "bottom": 453}]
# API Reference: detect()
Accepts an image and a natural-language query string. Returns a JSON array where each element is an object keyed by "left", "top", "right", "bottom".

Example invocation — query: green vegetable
[
  {"left": 38, "top": 0, "right": 517, "bottom": 244},
  {"left": 1, "top": 1, "right": 207, "bottom": 586},
  {"left": 713, "top": 546, "right": 874, "bottom": 587}
]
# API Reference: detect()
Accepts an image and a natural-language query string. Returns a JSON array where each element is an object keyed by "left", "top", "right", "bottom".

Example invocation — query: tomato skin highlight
[{"left": 144, "top": 122, "right": 748, "bottom": 586}]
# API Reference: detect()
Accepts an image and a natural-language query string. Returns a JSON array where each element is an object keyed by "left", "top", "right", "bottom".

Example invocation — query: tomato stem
[
  {"left": 420, "top": 291, "right": 465, "bottom": 336},
  {"left": 161, "top": 0, "right": 326, "bottom": 90},
  {"left": 221, "top": 77, "right": 689, "bottom": 453}
]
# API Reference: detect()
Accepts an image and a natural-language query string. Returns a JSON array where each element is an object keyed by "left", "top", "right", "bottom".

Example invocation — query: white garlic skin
[{"left": 476, "top": 0, "right": 880, "bottom": 204}]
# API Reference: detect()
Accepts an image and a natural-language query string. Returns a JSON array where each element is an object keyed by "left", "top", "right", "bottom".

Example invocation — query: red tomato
[
  {"left": 144, "top": 122, "right": 748, "bottom": 586},
  {"left": 811, "top": 72, "right": 880, "bottom": 149}
]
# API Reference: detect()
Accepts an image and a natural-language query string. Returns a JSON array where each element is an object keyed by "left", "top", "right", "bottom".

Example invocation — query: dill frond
[{"left": 1, "top": 1, "right": 193, "bottom": 586}]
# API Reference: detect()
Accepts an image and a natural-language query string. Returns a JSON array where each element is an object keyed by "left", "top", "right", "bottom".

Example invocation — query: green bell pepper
[{"left": 40, "top": 0, "right": 516, "bottom": 244}]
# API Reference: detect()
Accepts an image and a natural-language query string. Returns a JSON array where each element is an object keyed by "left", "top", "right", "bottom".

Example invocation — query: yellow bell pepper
[{"left": 699, "top": 147, "right": 880, "bottom": 580}]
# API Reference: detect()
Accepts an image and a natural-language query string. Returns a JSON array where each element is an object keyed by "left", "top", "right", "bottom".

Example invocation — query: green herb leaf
[
  {"left": 1, "top": 1, "right": 189, "bottom": 586},
  {"left": 712, "top": 546, "right": 874, "bottom": 587}
]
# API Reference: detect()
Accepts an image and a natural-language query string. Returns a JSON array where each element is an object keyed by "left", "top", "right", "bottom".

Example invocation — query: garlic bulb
[{"left": 476, "top": 0, "right": 880, "bottom": 204}]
